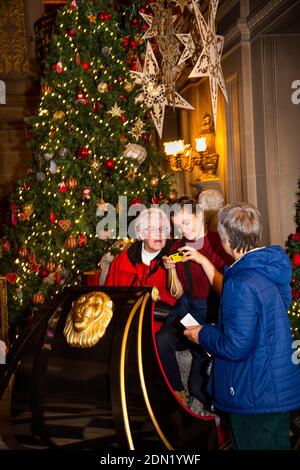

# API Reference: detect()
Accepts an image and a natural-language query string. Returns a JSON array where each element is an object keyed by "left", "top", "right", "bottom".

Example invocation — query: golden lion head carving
[{"left": 63, "top": 291, "right": 113, "bottom": 348}]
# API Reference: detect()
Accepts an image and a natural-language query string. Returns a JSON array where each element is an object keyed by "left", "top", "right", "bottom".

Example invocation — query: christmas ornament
[
  {"left": 41, "top": 83, "right": 53, "bottom": 94},
  {"left": 126, "top": 169, "right": 137, "bottom": 181},
  {"left": 172, "top": 0, "right": 190, "bottom": 12},
  {"left": 67, "top": 28, "right": 76, "bottom": 37},
  {"left": 76, "top": 53, "right": 81, "bottom": 65},
  {"left": 93, "top": 101, "right": 103, "bottom": 113},
  {"left": 38, "top": 268, "right": 49, "bottom": 278},
  {"left": 293, "top": 253, "right": 300, "bottom": 266},
  {"left": 82, "top": 62, "right": 90, "bottom": 71},
  {"left": 5, "top": 273, "right": 17, "bottom": 284},
  {"left": 98, "top": 82, "right": 108, "bottom": 93},
  {"left": 149, "top": 176, "right": 159, "bottom": 188},
  {"left": 130, "top": 39, "right": 137, "bottom": 49},
  {"left": 49, "top": 160, "right": 57, "bottom": 174},
  {"left": 101, "top": 46, "right": 111, "bottom": 57},
  {"left": 36, "top": 172, "right": 45, "bottom": 181},
  {"left": 59, "top": 147, "right": 69, "bottom": 158},
  {"left": 58, "top": 219, "right": 72, "bottom": 232},
  {"left": 76, "top": 147, "right": 90, "bottom": 159},
  {"left": 189, "top": 0, "right": 228, "bottom": 127},
  {"left": 158, "top": 192, "right": 164, "bottom": 200},
  {"left": 120, "top": 114, "right": 126, "bottom": 123},
  {"left": 76, "top": 90, "right": 89, "bottom": 106},
  {"left": 117, "top": 75, "right": 124, "bottom": 83},
  {"left": 70, "top": 0, "right": 78, "bottom": 10},
  {"left": 65, "top": 176, "right": 78, "bottom": 190},
  {"left": 90, "top": 156, "right": 101, "bottom": 171},
  {"left": 98, "top": 11, "right": 110, "bottom": 21},
  {"left": 107, "top": 103, "right": 124, "bottom": 118},
  {"left": 19, "top": 204, "right": 34, "bottom": 222},
  {"left": 44, "top": 152, "right": 53, "bottom": 161},
  {"left": 130, "top": 197, "right": 144, "bottom": 206},
  {"left": 96, "top": 199, "right": 109, "bottom": 216},
  {"left": 123, "top": 143, "right": 147, "bottom": 164},
  {"left": 32, "top": 292, "right": 45, "bottom": 305},
  {"left": 87, "top": 14, "right": 97, "bottom": 23},
  {"left": 53, "top": 61, "right": 64, "bottom": 74},
  {"left": 45, "top": 261, "right": 57, "bottom": 273},
  {"left": 169, "top": 190, "right": 177, "bottom": 201},
  {"left": 151, "top": 196, "right": 159, "bottom": 205},
  {"left": 124, "top": 82, "right": 134, "bottom": 92},
  {"left": 176, "top": 33, "right": 196, "bottom": 65},
  {"left": 50, "top": 211, "right": 56, "bottom": 224},
  {"left": 103, "top": 159, "right": 115, "bottom": 170},
  {"left": 2, "top": 239, "right": 10, "bottom": 253},
  {"left": 30, "top": 260, "right": 40, "bottom": 272},
  {"left": 131, "top": 17, "right": 139, "bottom": 27},
  {"left": 19, "top": 247, "right": 30, "bottom": 258},
  {"left": 130, "top": 59, "right": 138, "bottom": 71},
  {"left": 78, "top": 233, "right": 87, "bottom": 247},
  {"left": 23, "top": 182, "right": 31, "bottom": 192},
  {"left": 59, "top": 182, "right": 67, "bottom": 193},
  {"left": 64, "top": 233, "right": 78, "bottom": 250},
  {"left": 82, "top": 186, "right": 92, "bottom": 200},
  {"left": 53, "top": 111, "right": 65, "bottom": 120},
  {"left": 119, "top": 133, "right": 128, "bottom": 144},
  {"left": 131, "top": 41, "right": 193, "bottom": 138},
  {"left": 128, "top": 118, "right": 145, "bottom": 141},
  {"left": 121, "top": 36, "right": 130, "bottom": 47}
]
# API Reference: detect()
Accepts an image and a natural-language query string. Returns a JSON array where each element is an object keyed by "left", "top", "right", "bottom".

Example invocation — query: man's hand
[
  {"left": 162, "top": 255, "right": 176, "bottom": 270},
  {"left": 183, "top": 325, "right": 203, "bottom": 344},
  {"left": 180, "top": 246, "right": 208, "bottom": 265}
]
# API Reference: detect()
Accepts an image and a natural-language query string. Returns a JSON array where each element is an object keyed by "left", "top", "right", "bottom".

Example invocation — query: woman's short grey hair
[{"left": 218, "top": 202, "right": 262, "bottom": 252}]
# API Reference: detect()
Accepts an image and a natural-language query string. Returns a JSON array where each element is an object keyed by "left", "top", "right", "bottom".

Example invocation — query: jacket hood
[{"left": 224, "top": 245, "right": 292, "bottom": 286}]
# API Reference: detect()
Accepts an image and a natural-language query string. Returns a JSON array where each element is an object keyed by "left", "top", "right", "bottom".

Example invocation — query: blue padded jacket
[{"left": 199, "top": 246, "right": 300, "bottom": 414}]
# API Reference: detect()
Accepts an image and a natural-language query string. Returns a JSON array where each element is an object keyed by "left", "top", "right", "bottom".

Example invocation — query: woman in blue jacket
[{"left": 184, "top": 202, "right": 300, "bottom": 450}]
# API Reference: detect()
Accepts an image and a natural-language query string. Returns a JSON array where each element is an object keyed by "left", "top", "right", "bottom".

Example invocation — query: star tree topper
[
  {"left": 189, "top": 0, "right": 228, "bottom": 127},
  {"left": 131, "top": 41, "right": 194, "bottom": 138}
]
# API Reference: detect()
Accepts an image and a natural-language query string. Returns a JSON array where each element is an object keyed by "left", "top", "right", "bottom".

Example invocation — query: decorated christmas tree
[
  {"left": 0, "top": 0, "right": 171, "bottom": 330},
  {"left": 287, "top": 179, "right": 300, "bottom": 340}
]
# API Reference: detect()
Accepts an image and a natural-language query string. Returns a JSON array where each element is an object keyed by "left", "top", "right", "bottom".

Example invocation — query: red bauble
[
  {"left": 119, "top": 94, "right": 126, "bottom": 101},
  {"left": 130, "top": 39, "right": 137, "bottom": 49},
  {"left": 120, "top": 114, "right": 126, "bottom": 123},
  {"left": 103, "top": 159, "right": 115, "bottom": 170},
  {"left": 292, "top": 289, "right": 300, "bottom": 299},
  {"left": 78, "top": 233, "right": 87, "bottom": 247},
  {"left": 55, "top": 272, "right": 61, "bottom": 285},
  {"left": 130, "top": 59, "right": 137, "bottom": 71},
  {"left": 98, "top": 11, "right": 110, "bottom": 21},
  {"left": 151, "top": 196, "right": 159, "bottom": 205},
  {"left": 67, "top": 28, "right": 76, "bottom": 37},
  {"left": 50, "top": 211, "right": 56, "bottom": 224},
  {"left": 107, "top": 84, "right": 113, "bottom": 91},
  {"left": 141, "top": 23, "right": 148, "bottom": 32},
  {"left": 145, "top": 111, "right": 152, "bottom": 119},
  {"left": 291, "top": 233, "right": 300, "bottom": 242},
  {"left": 70, "top": 0, "right": 78, "bottom": 10},
  {"left": 158, "top": 192, "right": 164, "bottom": 200},
  {"left": 131, "top": 17, "right": 139, "bottom": 27},
  {"left": 117, "top": 75, "right": 124, "bottom": 82},
  {"left": 76, "top": 147, "right": 90, "bottom": 159},
  {"left": 38, "top": 268, "right": 49, "bottom": 278},
  {"left": 2, "top": 239, "right": 10, "bottom": 253},
  {"left": 121, "top": 37, "right": 129, "bottom": 47},
  {"left": 76, "top": 90, "right": 89, "bottom": 106},
  {"left": 130, "top": 197, "right": 144, "bottom": 206},
  {"left": 75, "top": 54, "right": 81, "bottom": 65},
  {"left": 52, "top": 61, "right": 64, "bottom": 74},
  {"left": 139, "top": 7, "right": 147, "bottom": 14},
  {"left": 59, "top": 182, "right": 67, "bottom": 193},
  {"left": 82, "top": 186, "right": 92, "bottom": 200},
  {"left": 293, "top": 253, "right": 300, "bottom": 266},
  {"left": 142, "top": 133, "right": 150, "bottom": 142},
  {"left": 93, "top": 101, "right": 103, "bottom": 113},
  {"left": 82, "top": 62, "right": 90, "bottom": 71}
]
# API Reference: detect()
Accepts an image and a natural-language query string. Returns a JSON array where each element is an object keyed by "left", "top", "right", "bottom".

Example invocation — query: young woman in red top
[{"left": 156, "top": 197, "right": 233, "bottom": 405}]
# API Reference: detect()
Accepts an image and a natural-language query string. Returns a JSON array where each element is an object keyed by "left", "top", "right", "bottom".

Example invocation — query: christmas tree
[
  {"left": 0, "top": 0, "right": 171, "bottom": 330},
  {"left": 287, "top": 179, "right": 300, "bottom": 340}
]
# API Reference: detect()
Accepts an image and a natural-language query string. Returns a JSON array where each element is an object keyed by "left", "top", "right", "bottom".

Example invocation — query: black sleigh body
[{"left": 0, "top": 287, "right": 218, "bottom": 450}]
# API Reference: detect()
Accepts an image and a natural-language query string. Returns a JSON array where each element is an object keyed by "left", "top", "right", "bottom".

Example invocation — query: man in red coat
[{"left": 105, "top": 208, "right": 176, "bottom": 307}]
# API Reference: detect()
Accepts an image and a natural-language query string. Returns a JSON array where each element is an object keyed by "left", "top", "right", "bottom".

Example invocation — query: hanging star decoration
[
  {"left": 131, "top": 41, "right": 194, "bottom": 138},
  {"left": 90, "top": 156, "right": 101, "bottom": 171},
  {"left": 172, "top": 0, "right": 190, "bottom": 12},
  {"left": 189, "top": 0, "right": 228, "bottom": 127},
  {"left": 107, "top": 103, "right": 124, "bottom": 118},
  {"left": 87, "top": 14, "right": 97, "bottom": 23},
  {"left": 176, "top": 33, "right": 196, "bottom": 65},
  {"left": 128, "top": 118, "right": 145, "bottom": 142},
  {"left": 139, "top": 0, "right": 177, "bottom": 41}
]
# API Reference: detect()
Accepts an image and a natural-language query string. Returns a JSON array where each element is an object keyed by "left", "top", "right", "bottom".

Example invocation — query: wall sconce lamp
[{"left": 164, "top": 113, "right": 219, "bottom": 177}]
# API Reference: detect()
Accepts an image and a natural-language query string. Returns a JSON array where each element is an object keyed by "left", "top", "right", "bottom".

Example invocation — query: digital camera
[{"left": 168, "top": 251, "right": 184, "bottom": 262}]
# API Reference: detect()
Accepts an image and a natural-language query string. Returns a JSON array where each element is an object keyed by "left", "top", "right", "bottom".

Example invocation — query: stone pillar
[{"left": 0, "top": 0, "right": 42, "bottom": 199}]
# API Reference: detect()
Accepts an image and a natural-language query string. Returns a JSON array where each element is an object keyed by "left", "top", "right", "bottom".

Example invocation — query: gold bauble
[
  {"left": 169, "top": 191, "right": 177, "bottom": 202},
  {"left": 45, "top": 261, "right": 57, "bottom": 273},
  {"left": 97, "top": 82, "right": 108, "bottom": 93},
  {"left": 64, "top": 233, "right": 78, "bottom": 250},
  {"left": 32, "top": 292, "right": 45, "bottom": 305},
  {"left": 53, "top": 111, "right": 65, "bottom": 120},
  {"left": 124, "top": 82, "right": 134, "bottom": 92},
  {"left": 149, "top": 176, "right": 159, "bottom": 188},
  {"left": 65, "top": 176, "right": 78, "bottom": 190}
]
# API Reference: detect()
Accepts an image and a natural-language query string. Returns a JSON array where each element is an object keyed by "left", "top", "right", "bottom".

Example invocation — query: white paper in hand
[{"left": 180, "top": 313, "right": 199, "bottom": 328}]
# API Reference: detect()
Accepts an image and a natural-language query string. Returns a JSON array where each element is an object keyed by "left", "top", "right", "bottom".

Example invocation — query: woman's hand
[
  {"left": 180, "top": 246, "right": 208, "bottom": 265},
  {"left": 162, "top": 255, "right": 176, "bottom": 270},
  {"left": 183, "top": 325, "right": 203, "bottom": 344}
]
